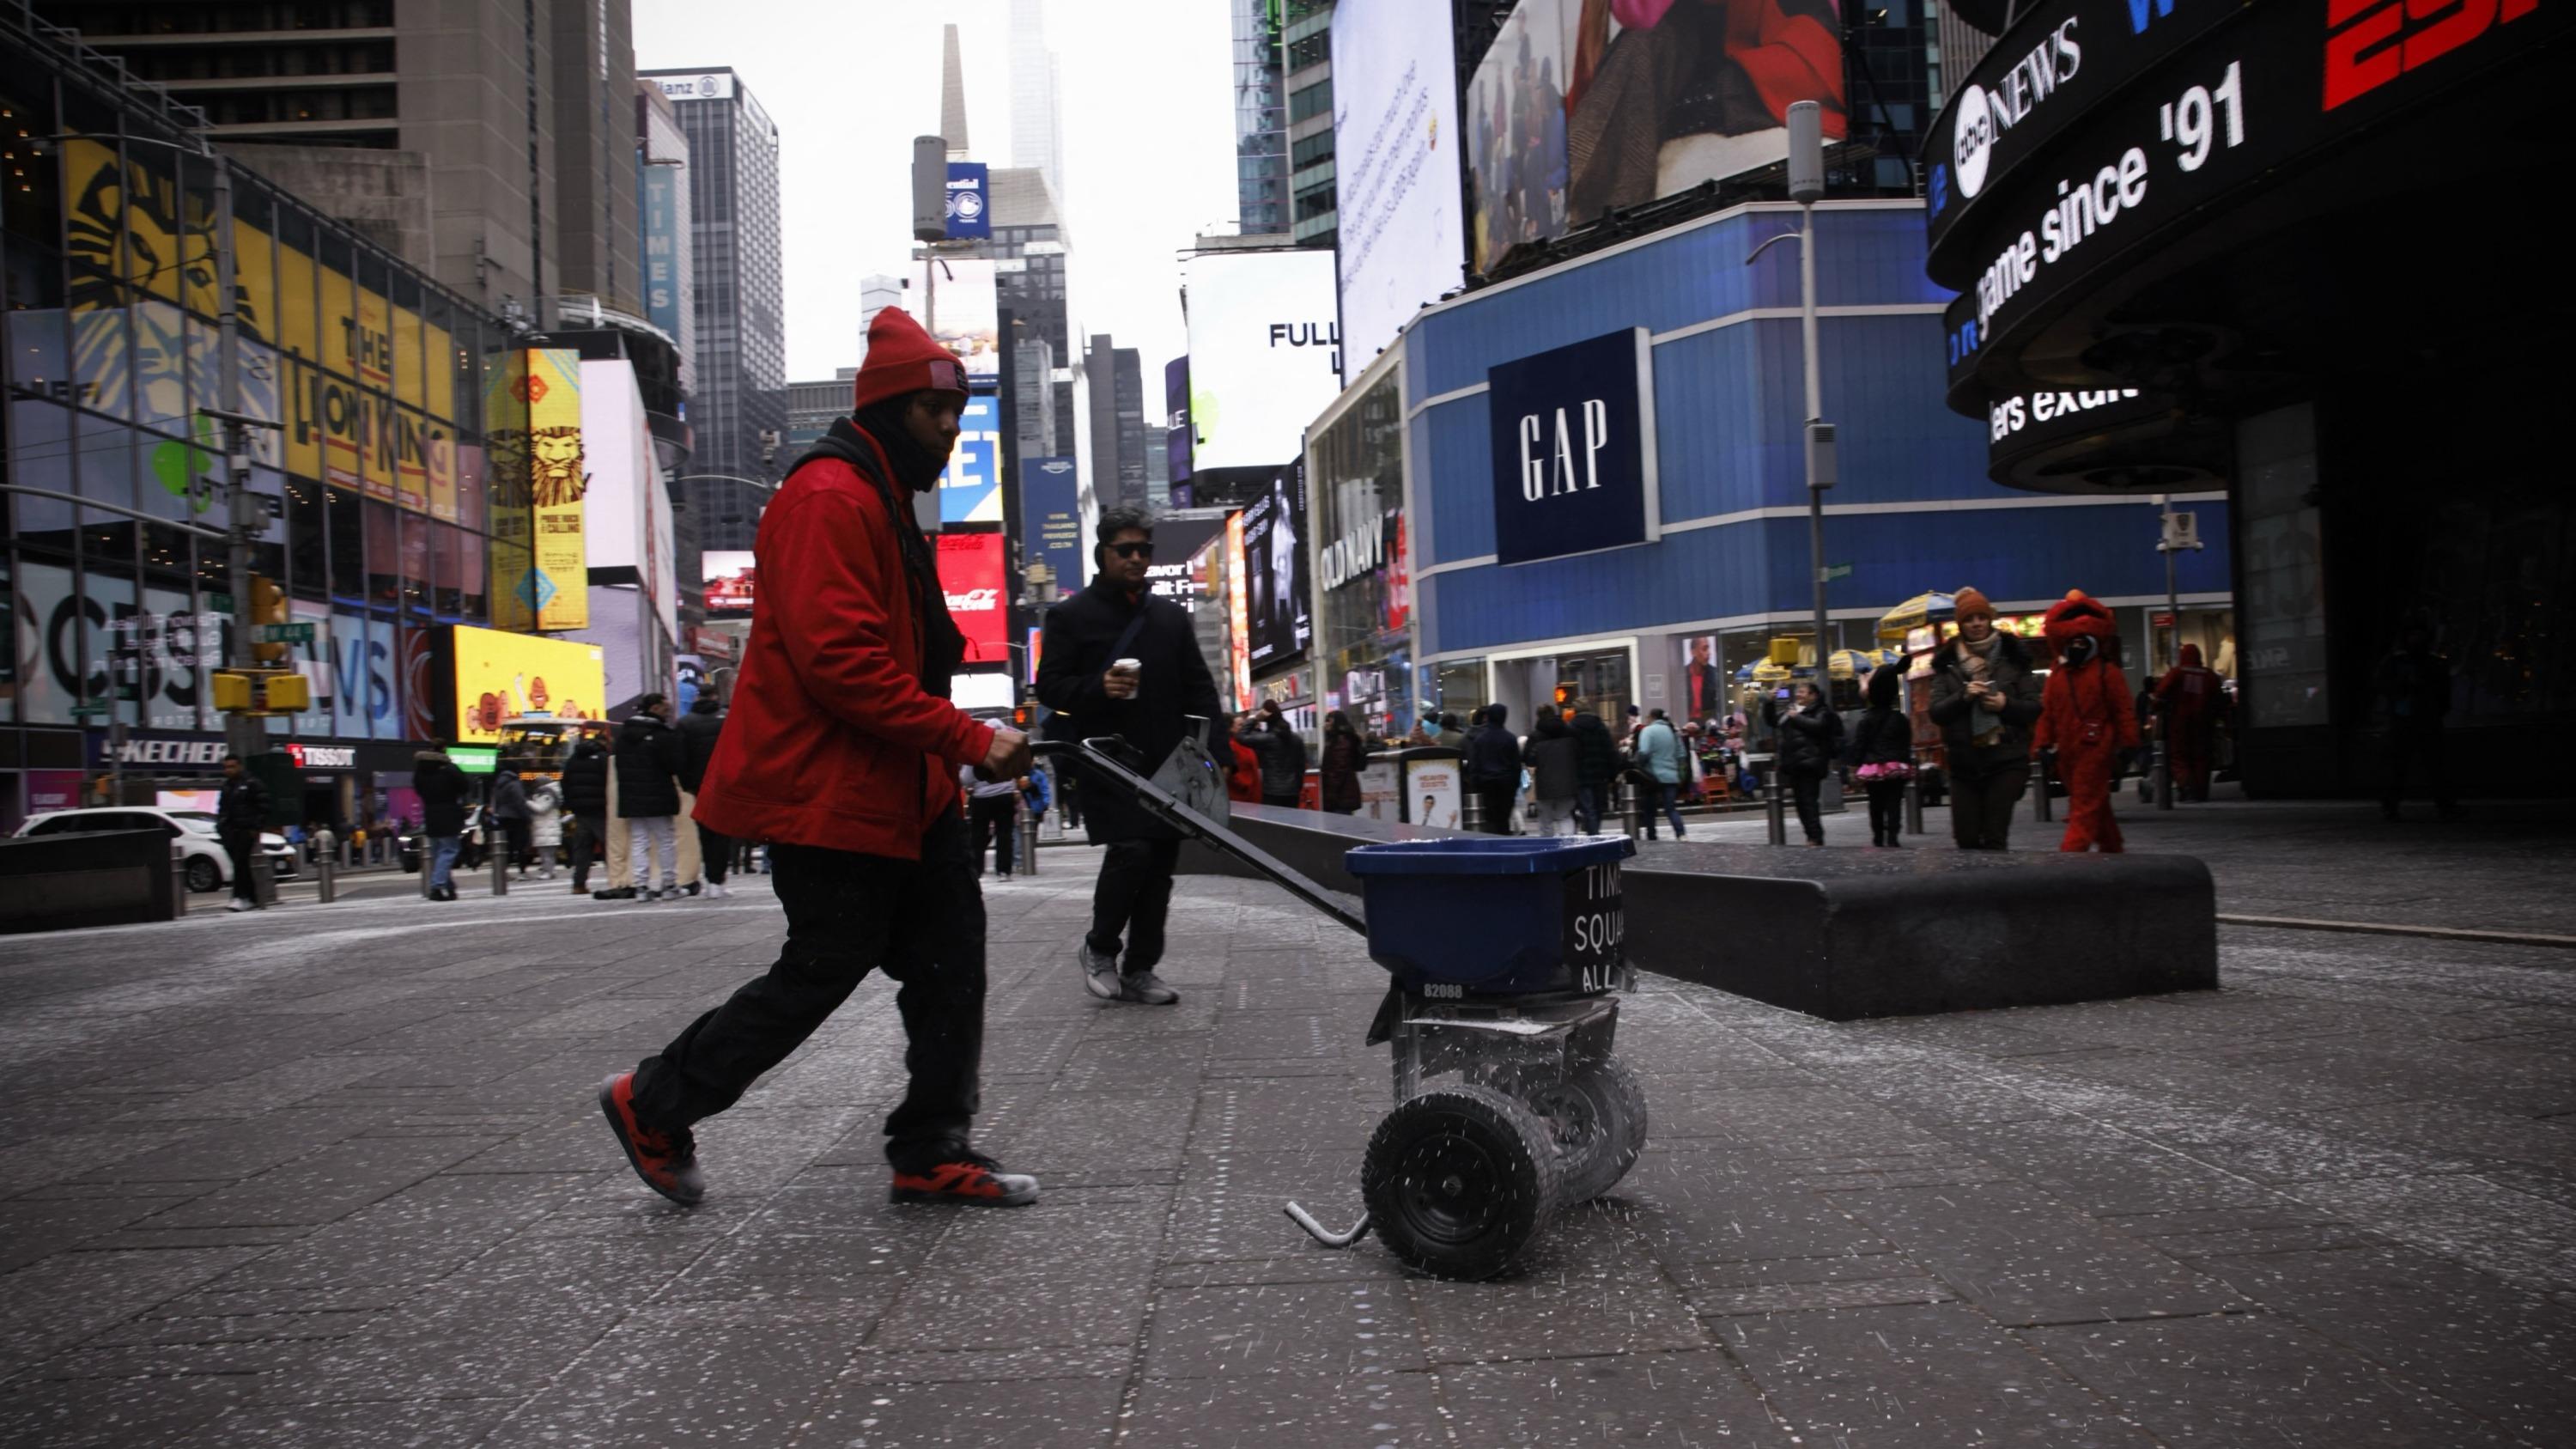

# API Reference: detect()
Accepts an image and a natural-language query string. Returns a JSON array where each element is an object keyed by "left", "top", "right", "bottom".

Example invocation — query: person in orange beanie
[{"left": 2033, "top": 589, "right": 2140, "bottom": 853}]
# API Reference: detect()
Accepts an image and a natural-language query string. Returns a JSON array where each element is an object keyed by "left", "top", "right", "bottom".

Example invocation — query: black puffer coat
[
  {"left": 413, "top": 751, "right": 468, "bottom": 836},
  {"left": 1035, "top": 575, "right": 1222, "bottom": 843},
  {"left": 677, "top": 697, "right": 725, "bottom": 795},
  {"left": 1776, "top": 703, "right": 1845, "bottom": 778},
  {"left": 560, "top": 738, "right": 610, "bottom": 819},
  {"left": 613, "top": 714, "right": 684, "bottom": 818},
  {"left": 1571, "top": 710, "right": 1620, "bottom": 788},
  {"left": 1927, "top": 631, "right": 2044, "bottom": 780}
]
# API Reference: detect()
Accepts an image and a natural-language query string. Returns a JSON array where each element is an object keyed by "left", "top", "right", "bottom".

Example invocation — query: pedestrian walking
[
  {"left": 1036, "top": 506, "right": 1222, "bottom": 1008},
  {"left": 1571, "top": 707, "right": 1619, "bottom": 835},
  {"left": 215, "top": 753, "right": 267, "bottom": 912},
  {"left": 677, "top": 691, "right": 733, "bottom": 898},
  {"left": 2035, "top": 590, "right": 2139, "bottom": 853},
  {"left": 1466, "top": 705, "right": 1521, "bottom": 834},
  {"left": 959, "top": 762, "right": 1022, "bottom": 877},
  {"left": 2373, "top": 620, "right": 2457, "bottom": 820},
  {"left": 1845, "top": 663, "right": 1914, "bottom": 847},
  {"left": 1253, "top": 701, "right": 1308, "bottom": 808},
  {"left": 562, "top": 728, "right": 611, "bottom": 894},
  {"left": 1522, "top": 707, "right": 1580, "bottom": 837},
  {"left": 2154, "top": 642, "right": 2225, "bottom": 802},
  {"left": 599, "top": 305, "right": 1039, "bottom": 1210},
  {"left": 1225, "top": 715, "right": 1265, "bottom": 805},
  {"left": 490, "top": 769, "right": 532, "bottom": 877},
  {"left": 1927, "top": 588, "right": 2044, "bottom": 849},
  {"left": 1776, "top": 683, "right": 1844, "bottom": 846},
  {"left": 413, "top": 744, "right": 468, "bottom": 900},
  {"left": 1633, "top": 708, "right": 1689, "bottom": 839},
  {"left": 615, "top": 693, "right": 685, "bottom": 901},
  {"left": 1319, "top": 709, "right": 1366, "bottom": 815},
  {"left": 526, "top": 776, "right": 563, "bottom": 880}
]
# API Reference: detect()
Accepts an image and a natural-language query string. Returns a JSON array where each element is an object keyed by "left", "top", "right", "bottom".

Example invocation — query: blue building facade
[{"left": 1382, "top": 200, "right": 2233, "bottom": 728}]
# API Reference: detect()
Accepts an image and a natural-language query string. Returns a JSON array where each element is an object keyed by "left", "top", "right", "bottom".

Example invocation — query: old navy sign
[{"left": 1485, "top": 327, "right": 1660, "bottom": 567}]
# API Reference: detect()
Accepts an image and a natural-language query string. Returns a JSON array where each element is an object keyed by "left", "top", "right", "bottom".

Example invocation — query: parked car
[{"left": 12, "top": 807, "right": 298, "bottom": 893}]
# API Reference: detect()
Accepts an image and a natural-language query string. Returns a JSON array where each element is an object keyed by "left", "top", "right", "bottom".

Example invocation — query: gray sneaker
[
  {"left": 1078, "top": 942, "right": 1121, "bottom": 1000},
  {"left": 1118, "top": 971, "right": 1180, "bottom": 1006}
]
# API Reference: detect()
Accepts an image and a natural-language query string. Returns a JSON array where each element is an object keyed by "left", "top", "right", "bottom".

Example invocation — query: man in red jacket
[{"left": 598, "top": 307, "right": 1037, "bottom": 1209}]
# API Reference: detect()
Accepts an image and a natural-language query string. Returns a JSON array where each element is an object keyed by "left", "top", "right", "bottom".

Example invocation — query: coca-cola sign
[{"left": 933, "top": 532, "right": 1009, "bottom": 665}]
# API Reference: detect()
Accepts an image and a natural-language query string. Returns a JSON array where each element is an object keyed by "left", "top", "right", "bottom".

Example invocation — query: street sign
[
  {"left": 257, "top": 623, "right": 316, "bottom": 644},
  {"left": 2152, "top": 612, "right": 2178, "bottom": 629},
  {"left": 1820, "top": 563, "right": 1854, "bottom": 581},
  {"left": 68, "top": 701, "right": 108, "bottom": 717},
  {"left": 209, "top": 593, "right": 234, "bottom": 614}
]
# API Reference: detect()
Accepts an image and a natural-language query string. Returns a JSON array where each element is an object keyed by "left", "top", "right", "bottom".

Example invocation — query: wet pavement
[{"left": 2, "top": 836, "right": 2572, "bottom": 1446}]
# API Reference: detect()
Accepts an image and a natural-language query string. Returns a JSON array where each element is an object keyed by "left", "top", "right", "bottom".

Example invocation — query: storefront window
[
  {"left": 1310, "top": 367, "right": 1411, "bottom": 730},
  {"left": 1, "top": 89, "right": 61, "bottom": 246},
  {"left": 8, "top": 398, "right": 75, "bottom": 545}
]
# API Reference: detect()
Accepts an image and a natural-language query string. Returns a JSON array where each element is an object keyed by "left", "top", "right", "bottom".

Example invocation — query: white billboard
[
  {"left": 578, "top": 358, "right": 677, "bottom": 647},
  {"left": 1332, "top": 0, "right": 1465, "bottom": 375},
  {"left": 1184, "top": 250, "right": 1343, "bottom": 473},
  {"left": 912, "top": 259, "right": 1000, "bottom": 382}
]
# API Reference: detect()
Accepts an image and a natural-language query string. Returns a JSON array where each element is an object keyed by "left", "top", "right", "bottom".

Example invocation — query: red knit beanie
[
  {"left": 853, "top": 307, "right": 969, "bottom": 411},
  {"left": 1953, "top": 587, "right": 1994, "bottom": 620}
]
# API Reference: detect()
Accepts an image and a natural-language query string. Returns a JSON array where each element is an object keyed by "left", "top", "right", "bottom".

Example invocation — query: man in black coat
[
  {"left": 215, "top": 754, "right": 268, "bottom": 912},
  {"left": 1251, "top": 701, "right": 1306, "bottom": 807},
  {"left": 677, "top": 691, "right": 733, "bottom": 898},
  {"left": 412, "top": 746, "right": 468, "bottom": 900},
  {"left": 1036, "top": 508, "right": 1221, "bottom": 1006},
  {"left": 615, "top": 694, "right": 686, "bottom": 900},
  {"left": 1466, "top": 705, "right": 1522, "bottom": 835},
  {"left": 560, "top": 730, "right": 611, "bottom": 893}
]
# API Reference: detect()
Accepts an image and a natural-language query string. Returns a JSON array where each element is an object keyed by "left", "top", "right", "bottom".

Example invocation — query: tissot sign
[{"left": 1485, "top": 329, "right": 1660, "bottom": 567}]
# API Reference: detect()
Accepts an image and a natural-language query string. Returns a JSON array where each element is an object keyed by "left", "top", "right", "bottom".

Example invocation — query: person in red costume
[
  {"left": 2033, "top": 590, "right": 2141, "bottom": 854},
  {"left": 2154, "top": 643, "right": 2225, "bottom": 802}
]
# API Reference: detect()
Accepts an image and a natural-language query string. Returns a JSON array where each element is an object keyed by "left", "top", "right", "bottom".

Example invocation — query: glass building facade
[
  {"left": 2, "top": 41, "right": 519, "bottom": 829},
  {"left": 1231, "top": 0, "right": 1289, "bottom": 234}
]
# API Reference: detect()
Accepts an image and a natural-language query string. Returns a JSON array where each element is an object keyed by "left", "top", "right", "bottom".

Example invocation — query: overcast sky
[{"left": 634, "top": 0, "right": 1243, "bottom": 423}]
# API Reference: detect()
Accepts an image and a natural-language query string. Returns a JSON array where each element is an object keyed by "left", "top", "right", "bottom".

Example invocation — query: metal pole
[
  {"left": 210, "top": 148, "right": 263, "bottom": 765},
  {"left": 2032, "top": 753, "right": 2054, "bottom": 823},
  {"left": 171, "top": 843, "right": 189, "bottom": 918},
  {"left": 1905, "top": 770, "right": 1924, "bottom": 836},
  {"left": 1017, "top": 798, "right": 1038, "bottom": 876},
  {"left": 1766, "top": 762, "right": 1789, "bottom": 845},
  {"left": 1801, "top": 199, "right": 1828, "bottom": 710},
  {"left": 316, "top": 829, "right": 336, "bottom": 904},
  {"left": 2155, "top": 494, "right": 2178, "bottom": 811}
]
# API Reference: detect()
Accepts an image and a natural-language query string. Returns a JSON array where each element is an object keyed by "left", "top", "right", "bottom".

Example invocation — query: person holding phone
[
  {"left": 1036, "top": 508, "right": 1222, "bottom": 1006},
  {"left": 1927, "top": 588, "right": 2044, "bottom": 849}
]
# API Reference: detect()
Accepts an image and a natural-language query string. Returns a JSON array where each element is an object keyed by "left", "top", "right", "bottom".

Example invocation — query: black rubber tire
[
  {"left": 185, "top": 855, "right": 222, "bottom": 893},
  {"left": 1361, "top": 1083, "right": 1559, "bottom": 1281},
  {"left": 1525, "top": 1056, "right": 1649, "bottom": 1203}
]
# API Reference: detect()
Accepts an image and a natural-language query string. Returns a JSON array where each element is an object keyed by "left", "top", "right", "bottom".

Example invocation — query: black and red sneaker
[
  {"left": 890, "top": 1151, "right": 1039, "bottom": 1208},
  {"left": 597, "top": 1071, "right": 704, "bottom": 1206}
]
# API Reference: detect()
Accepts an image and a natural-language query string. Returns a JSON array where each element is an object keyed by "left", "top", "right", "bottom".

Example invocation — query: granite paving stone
[{"left": 3, "top": 810, "right": 2572, "bottom": 1445}]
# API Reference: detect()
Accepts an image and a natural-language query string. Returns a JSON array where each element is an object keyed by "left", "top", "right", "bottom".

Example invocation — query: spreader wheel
[
  {"left": 1523, "top": 1056, "right": 1649, "bottom": 1203},
  {"left": 1360, "top": 1083, "right": 1559, "bottom": 1281}
]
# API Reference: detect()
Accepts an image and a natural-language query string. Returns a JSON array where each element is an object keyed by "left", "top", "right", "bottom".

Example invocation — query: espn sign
[{"left": 2325, "top": 0, "right": 2538, "bottom": 110}]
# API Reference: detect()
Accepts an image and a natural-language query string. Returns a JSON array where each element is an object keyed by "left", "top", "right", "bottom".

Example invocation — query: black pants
[
  {"left": 1866, "top": 779, "right": 1906, "bottom": 842},
  {"left": 1789, "top": 771, "right": 1825, "bottom": 843},
  {"left": 696, "top": 822, "right": 732, "bottom": 884},
  {"left": 1575, "top": 782, "right": 1603, "bottom": 835},
  {"left": 221, "top": 827, "right": 260, "bottom": 904},
  {"left": 1087, "top": 836, "right": 1182, "bottom": 972},
  {"left": 1474, "top": 783, "right": 1516, "bottom": 835},
  {"left": 570, "top": 815, "right": 604, "bottom": 889},
  {"left": 629, "top": 813, "right": 985, "bottom": 1170},
  {"left": 967, "top": 795, "right": 1016, "bottom": 876},
  {"left": 1261, "top": 790, "right": 1300, "bottom": 810},
  {"left": 2384, "top": 726, "right": 2453, "bottom": 815},
  {"left": 501, "top": 818, "right": 531, "bottom": 870},
  {"left": 1948, "top": 765, "right": 2028, "bottom": 849}
]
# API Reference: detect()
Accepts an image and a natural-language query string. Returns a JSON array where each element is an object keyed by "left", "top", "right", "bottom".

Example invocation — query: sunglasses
[{"left": 1108, "top": 541, "right": 1156, "bottom": 559}]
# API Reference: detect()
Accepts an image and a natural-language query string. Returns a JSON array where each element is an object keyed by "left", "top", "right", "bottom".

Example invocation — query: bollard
[
  {"left": 315, "top": 829, "right": 337, "bottom": 904},
  {"left": 422, "top": 837, "right": 435, "bottom": 898},
  {"left": 171, "top": 843, "right": 189, "bottom": 918},
  {"left": 1017, "top": 803, "right": 1039, "bottom": 877},
  {"left": 1765, "top": 764, "right": 1789, "bottom": 845},
  {"left": 2154, "top": 737, "right": 2175, "bottom": 811},
  {"left": 1619, "top": 781, "right": 1642, "bottom": 843},
  {"left": 2032, "top": 755, "right": 2054, "bottom": 824},
  {"left": 253, "top": 853, "right": 278, "bottom": 907},
  {"left": 1905, "top": 770, "right": 1925, "bottom": 836},
  {"left": 1461, "top": 789, "right": 1483, "bottom": 834},
  {"left": 490, "top": 840, "right": 508, "bottom": 896}
]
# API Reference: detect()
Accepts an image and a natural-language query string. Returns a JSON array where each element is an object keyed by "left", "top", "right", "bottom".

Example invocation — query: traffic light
[
  {"left": 212, "top": 668, "right": 310, "bottom": 715},
  {"left": 249, "top": 574, "right": 289, "bottom": 664}
]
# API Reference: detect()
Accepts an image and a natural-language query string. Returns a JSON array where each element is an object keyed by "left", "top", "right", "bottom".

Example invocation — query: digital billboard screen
[
  {"left": 912, "top": 259, "right": 999, "bottom": 382},
  {"left": 442, "top": 624, "right": 607, "bottom": 744},
  {"left": 1241, "top": 467, "right": 1311, "bottom": 670},
  {"left": 703, "top": 550, "right": 756, "bottom": 616},
  {"left": 1464, "top": 0, "right": 1844, "bottom": 274},
  {"left": 935, "top": 531, "right": 1010, "bottom": 666},
  {"left": 939, "top": 392, "right": 1003, "bottom": 524},
  {"left": 1183, "top": 249, "right": 1342, "bottom": 472},
  {"left": 1331, "top": 0, "right": 1466, "bottom": 373},
  {"left": 1019, "top": 456, "right": 1082, "bottom": 599}
]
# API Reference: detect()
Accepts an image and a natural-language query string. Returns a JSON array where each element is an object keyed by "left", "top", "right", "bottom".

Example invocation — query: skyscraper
[
  {"left": 1008, "top": 0, "right": 1066, "bottom": 204},
  {"left": 1231, "top": 0, "right": 1289, "bottom": 234},
  {"left": 43, "top": 0, "right": 645, "bottom": 320},
  {"left": 641, "top": 68, "right": 786, "bottom": 575},
  {"left": 1283, "top": 1, "right": 1337, "bottom": 247}
]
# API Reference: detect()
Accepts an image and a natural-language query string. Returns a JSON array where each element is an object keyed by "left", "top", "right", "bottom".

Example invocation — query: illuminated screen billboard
[
  {"left": 1331, "top": 0, "right": 1467, "bottom": 372},
  {"left": 939, "top": 393, "right": 1003, "bottom": 524},
  {"left": 703, "top": 551, "right": 757, "bottom": 616},
  {"left": 1183, "top": 249, "right": 1342, "bottom": 472},
  {"left": 935, "top": 532, "right": 1010, "bottom": 666},
  {"left": 1241, "top": 468, "right": 1310, "bottom": 670},
  {"left": 1464, "top": 0, "right": 1845, "bottom": 273},
  {"left": 911, "top": 259, "right": 999, "bottom": 382},
  {"left": 441, "top": 624, "right": 607, "bottom": 745}
]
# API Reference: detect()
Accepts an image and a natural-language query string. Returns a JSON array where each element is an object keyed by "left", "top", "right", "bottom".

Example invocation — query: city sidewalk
[{"left": 1, "top": 837, "right": 2570, "bottom": 1446}]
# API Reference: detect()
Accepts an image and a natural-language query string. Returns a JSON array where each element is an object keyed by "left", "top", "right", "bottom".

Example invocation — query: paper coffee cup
[{"left": 1113, "top": 657, "right": 1141, "bottom": 675}]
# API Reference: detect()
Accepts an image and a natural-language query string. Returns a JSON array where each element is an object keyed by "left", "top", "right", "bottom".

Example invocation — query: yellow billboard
[
  {"left": 447, "top": 624, "right": 606, "bottom": 745},
  {"left": 525, "top": 349, "right": 587, "bottom": 631}
]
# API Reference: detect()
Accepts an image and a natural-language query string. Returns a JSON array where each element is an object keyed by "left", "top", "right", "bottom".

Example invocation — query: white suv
[{"left": 13, "top": 808, "right": 298, "bottom": 893}]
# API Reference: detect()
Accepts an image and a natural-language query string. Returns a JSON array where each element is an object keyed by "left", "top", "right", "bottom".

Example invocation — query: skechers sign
[{"left": 1485, "top": 328, "right": 1660, "bottom": 567}]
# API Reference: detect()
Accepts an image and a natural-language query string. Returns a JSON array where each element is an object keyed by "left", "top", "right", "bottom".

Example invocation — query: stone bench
[
  {"left": 0, "top": 830, "right": 181, "bottom": 934},
  {"left": 1176, "top": 807, "right": 2216, "bottom": 1020}
]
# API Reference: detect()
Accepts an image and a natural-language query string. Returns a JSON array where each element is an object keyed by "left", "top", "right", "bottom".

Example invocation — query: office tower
[
  {"left": 1283, "top": 1, "right": 1336, "bottom": 247},
  {"left": 636, "top": 82, "right": 696, "bottom": 397},
  {"left": 46, "top": 0, "right": 643, "bottom": 320},
  {"left": 1231, "top": 0, "right": 1288, "bottom": 233},
  {"left": 640, "top": 67, "right": 786, "bottom": 566},
  {"left": 1008, "top": 0, "right": 1066, "bottom": 203}
]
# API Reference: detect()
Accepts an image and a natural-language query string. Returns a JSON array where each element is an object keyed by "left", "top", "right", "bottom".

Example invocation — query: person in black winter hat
[
  {"left": 615, "top": 693, "right": 685, "bottom": 900},
  {"left": 677, "top": 691, "right": 732, "bottom": 898},
  {"left": 560, "top": 727, "right": 611, "bottom": 893}
]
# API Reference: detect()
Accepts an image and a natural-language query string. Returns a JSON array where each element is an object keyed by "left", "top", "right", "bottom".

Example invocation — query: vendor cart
[{"left": 1032, "top": 727, "right": 1643, "bottom": 1281}]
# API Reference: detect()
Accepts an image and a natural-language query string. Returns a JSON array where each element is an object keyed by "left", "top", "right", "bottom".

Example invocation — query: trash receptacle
[{"left": 1344, "top": 835, "right": 1631, "bottom": 997}]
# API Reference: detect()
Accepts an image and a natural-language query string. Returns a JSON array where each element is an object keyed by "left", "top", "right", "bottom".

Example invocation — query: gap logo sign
[{"left": 1485, "top": 327, "right": 1661, "bottom": 566}]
